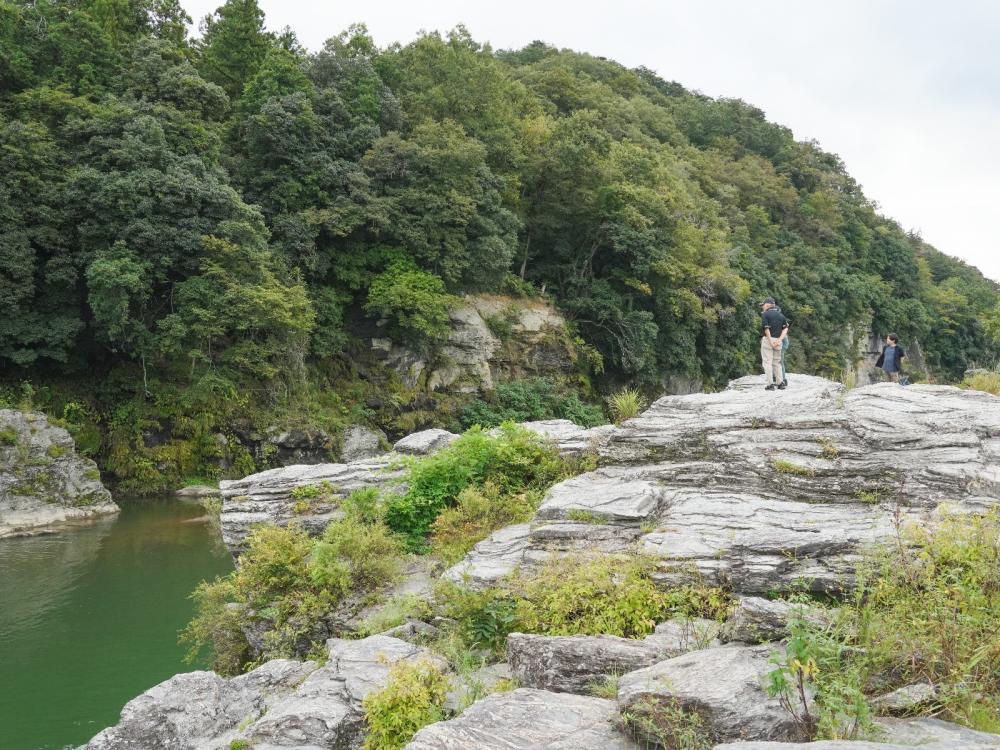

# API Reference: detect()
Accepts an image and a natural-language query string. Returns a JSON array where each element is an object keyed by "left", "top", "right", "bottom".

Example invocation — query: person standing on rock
[
  {"left": 875, "top": 333, "right": 905, "bottom": 383},
  {"left": 773, "top": 304, "right": 790, "bottom": 387},
  {"left": 760, "top": 297, "right": 788, "bottom": 391}
]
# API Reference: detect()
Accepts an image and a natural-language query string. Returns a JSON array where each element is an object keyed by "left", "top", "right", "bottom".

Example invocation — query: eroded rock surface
[
  {"left": 618, "top": 644, "right": 811, "bottom": 746},
  {"left": 0, "top": 409, "right": 117, "bottom": 539},
  {"left": 451, "top": 376, "right": 1000, "bottom": 595},
  {"left": 78, "top": 635, "right": 446, "bottom": 750},
  {"left": 506, "top": 631, "right": 694, "bottom": 695},
  {"left": 406, "top": 688, "right": 638, "bottom": 749}
]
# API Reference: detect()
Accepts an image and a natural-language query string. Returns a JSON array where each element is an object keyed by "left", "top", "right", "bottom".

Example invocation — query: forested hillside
[{"left": 2, "top": 0, "right": 999, "bottom": 488}]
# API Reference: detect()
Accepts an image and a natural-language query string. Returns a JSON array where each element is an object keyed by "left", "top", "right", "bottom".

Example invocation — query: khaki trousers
[{"left": 761, "top": 337, "right": 782, "bottom": 385}]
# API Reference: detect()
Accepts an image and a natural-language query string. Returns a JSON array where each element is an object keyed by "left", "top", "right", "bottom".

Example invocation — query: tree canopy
[{"left": 1, "top": 0, "right": 997, "bottom": 392}]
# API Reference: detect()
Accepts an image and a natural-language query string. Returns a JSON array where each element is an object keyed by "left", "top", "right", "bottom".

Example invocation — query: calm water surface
[{"left": 0, "top": 499, "right": 234, "bottom": 750}]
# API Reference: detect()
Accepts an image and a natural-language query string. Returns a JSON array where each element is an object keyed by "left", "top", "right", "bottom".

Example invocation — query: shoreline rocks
[{"left": 0, "top": 409, "right": 117, "bottom": 539}]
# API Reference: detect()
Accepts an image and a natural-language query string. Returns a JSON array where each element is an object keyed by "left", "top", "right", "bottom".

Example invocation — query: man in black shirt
[{"left": 760, "top": 297, "right": 788, "bottom": 390}]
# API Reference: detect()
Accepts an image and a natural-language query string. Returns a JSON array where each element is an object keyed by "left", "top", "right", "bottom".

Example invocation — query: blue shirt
[{"left": 882, "top": 345, "right": 899, "bottom": 372}]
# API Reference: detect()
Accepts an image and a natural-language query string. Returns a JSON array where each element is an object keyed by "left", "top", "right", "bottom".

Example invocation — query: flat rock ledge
[
  {"left": 448, "top": 375, "right": 1000, "bottom": 595},
  {"left": 0, "top": 408, "right": 117, "bottom": 539},
  {"left": 78, "top": 635, "right": 446, "bottom": 750},
  {"left": 405, "top": 688, "right": 639, "bottom": 749}
]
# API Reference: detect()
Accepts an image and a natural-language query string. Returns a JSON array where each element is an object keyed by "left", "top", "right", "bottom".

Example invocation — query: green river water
[{"left": 0, "top": 499, "right": 234, "bottom": 750}]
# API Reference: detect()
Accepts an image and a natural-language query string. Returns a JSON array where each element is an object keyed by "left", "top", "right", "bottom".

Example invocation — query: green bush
[
  {"left": 431, "top": 482, "right": 538, "bottom": 565},
  {"left": 515, "top": 555, "right": 728, "bottom": 639},
  {"left": 310, "top": 516, "right": 404, "bottom": 593},
  {"left": 766, "top": 510, "right": 1000, "bottom": 738},
  {"left": 436, "top": 555, "right": 730, "bottom": 655},
  {"left": 362, "top": 659, "right": 450, "bottom": 750},
  {"left": 183, "top": 517, "right": 405, "bottom": 673},
  {"left": 458, "top": 378, "right": 605, "bottom": 430},
  {"left": 365, "top": 261, "right": 455, "bottom": 348},
  {"left": 0, "top": 426, "right": 18, "bottom": 446},
  {"left": 386, "top": 424, "right": 587, "bottom": 550}
]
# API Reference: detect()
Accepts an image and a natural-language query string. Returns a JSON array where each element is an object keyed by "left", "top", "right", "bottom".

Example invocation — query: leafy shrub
[
  {"left": 436, "top": 555, "right": 730, "bottom": 656},
  {"left": 386, "top": 424, "right": 584, "bottom": 550},
  {"left": 183, "top": 517, "right": 405, "bottom": 673},
  {"left": 766, "top": 611, "right": 872, "bottom": 740},
  {"left": 515, "top": 555, "right": 727, "bottom": 639},
  {"left": 458, "top": 378, "right": 606, "bottom": 429},
  {"left": 365, "top": 261, "right": 455, "bottom": 348},
  {"left": 309, "top": 516, "right": 404, "bottom": 593},
  {"left": 0, "top": 426, "right": 18, "bottom": 446},
  {"left": 431, "top": 482, "right": 538, "bottom": 565},
  {"left": 362, "top": 659, "right": 450, "bottom": 750},
  {"left": 434, "top": 582, "right": 521, "bottom": 654},
  {"left": 607, "top": 387, "right": 646, "bottom": 424},
  {"left": 768, "top": 510, "right": 1000, "bottom": 737},
  {"left": 851, "top": 510, "right": 1000, "bottom": 731}
]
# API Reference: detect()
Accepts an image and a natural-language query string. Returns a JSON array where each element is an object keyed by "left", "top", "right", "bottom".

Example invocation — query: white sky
[{"left": 183, "top": 0, "right": 1000, "bottom": 282}]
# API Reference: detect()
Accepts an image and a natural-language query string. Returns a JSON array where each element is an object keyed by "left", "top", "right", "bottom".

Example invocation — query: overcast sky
[{"left": 183, "top": 0, "right": 1000, "bottom": 282}]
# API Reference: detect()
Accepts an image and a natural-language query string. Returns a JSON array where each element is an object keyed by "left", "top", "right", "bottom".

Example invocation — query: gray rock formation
[
  {"left": 218, "top": 456, "right": 400, "bottom": 553},
  {"left": 506, "top": 631, "right": 695, "bottom": 695},
  {"left": 717, "top": 717, "right": 1000, "bottom": 750},
  {"left": 393, "top": 428, "right": 458, "bottom": 455},
  {"left": 373, "top": 294, "right": 577, "bottom": 393},
  {"left": 618, "top": 644, "right": 811, "bottom": 746},
  {"left": 870, "top": 683, "right": 938, "bottom": 715},
  {"left": 79, "top": 635, "right": 446, "bottom": 750},
  {"left": 340, "top": 425, "right": 386, "bottom": 462},
  {"left": 504, "top": 622, "right": 717, "bottom": 696},
  {"left": 406, "top": 688, "right": 638, "bottom": 749},
  {"left": 0, "top": 409, "right": 117, "bottom": 539},
  {"left": 875, "top": 717, "right": 1000, "bottom": 747},
  {"left": 720, "top": 597, "right": 830, "bottom": 644},
  {"left": 449, "top": 375, "right": 1000, "bottom": 595},
  {"left": 221, "top": 419, "right": 609, "bottom": 556}
]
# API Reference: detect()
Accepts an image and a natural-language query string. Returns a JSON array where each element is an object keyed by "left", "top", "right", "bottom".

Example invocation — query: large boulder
[
  {"left": 393, "top": 428, "right": 458, "bottom": 455},
  {"left": 618, "top": 644, "right": 811, "bottom": 746},
  {"left": 340, "top": 425, "right": 386, "bottom": 462},
  {"left": 506, "top": 631, "right": 698, "bottom": 695},
  {"left": 406, "top": 688, "right": 638, "bottom": 749},
  {"left": 0, "top": 409, "right": 117, "bottom": 539},
  {"left": 218, "top": 456, "right": 399, "bottom": 554},
  {"left": 78, "top": 635, "right": 447, "bottom": 750}
]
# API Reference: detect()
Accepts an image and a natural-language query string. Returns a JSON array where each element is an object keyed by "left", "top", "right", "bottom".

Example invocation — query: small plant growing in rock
[
  {"left": 0, "top": 426, "right": 18, "bottom": 446},
  {"left": 608, "top": 387, "right": 647, "bottom": 425},
  {"left": 588, "top": 673, "right": 621, "bottom": 699},
  {"left": 817, "top": 438, "right": 840, "bottom": 460},
  {"left": 228, "top": 740, "right": 251, "bottom": 750},
  {"left": 566, "top": 508, "right": 604, "bottom": 524},
  {"left": 773, "top": 459, "right": 816, "bottom": 477},
  {"left": 362, "top": 659, "right": 450, "bottom": 750}
]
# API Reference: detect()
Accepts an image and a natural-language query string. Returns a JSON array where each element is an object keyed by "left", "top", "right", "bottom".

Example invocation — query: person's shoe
[
  {"left": 781, "top": 379, "right": 788, "bottom": 387},
  {"left": 777, "top": 382, "right": 787, "bottom": 390},
  {"left": 765, "top": 384, "right": 776, "bottom": 391}
]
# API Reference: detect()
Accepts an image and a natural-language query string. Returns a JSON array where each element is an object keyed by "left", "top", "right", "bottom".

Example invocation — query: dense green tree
[{"left": 196, "top": 0, "right": 271, "bottom": 101}]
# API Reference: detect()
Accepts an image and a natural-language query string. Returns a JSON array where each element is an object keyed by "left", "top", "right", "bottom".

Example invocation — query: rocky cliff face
[
  {"left": 372, "top": 293, "right": 578, "bottom": 392},
  {"left": 0, "top": 409, "right": 117, "bottom": 539}
]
